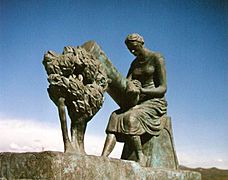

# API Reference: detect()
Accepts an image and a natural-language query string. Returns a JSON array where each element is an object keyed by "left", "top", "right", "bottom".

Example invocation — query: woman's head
[
  {"left": 125, "top": 33, "right": 144, "bottom": 45},
  {"left": 125, "top": 33, "right": 145, "bottom": 57}
]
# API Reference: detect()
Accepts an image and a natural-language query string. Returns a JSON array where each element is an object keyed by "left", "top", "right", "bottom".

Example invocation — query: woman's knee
[{"left": 123, "top": 114, "right": 139, "bottom": 129}]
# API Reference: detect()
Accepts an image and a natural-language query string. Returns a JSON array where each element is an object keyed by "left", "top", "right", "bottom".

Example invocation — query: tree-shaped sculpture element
[{"left": 43, "top": 46, "right": 108, "bottom": 154}]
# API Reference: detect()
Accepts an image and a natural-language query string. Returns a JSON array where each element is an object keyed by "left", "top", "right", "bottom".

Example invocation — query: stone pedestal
[{"left": 0, "top": 151, "right": 201, "bottom": 180}]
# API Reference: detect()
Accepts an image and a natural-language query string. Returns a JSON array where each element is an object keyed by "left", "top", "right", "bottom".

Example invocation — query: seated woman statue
[{"left": 101, "top": 33, "right": 168, "bottom": 166}]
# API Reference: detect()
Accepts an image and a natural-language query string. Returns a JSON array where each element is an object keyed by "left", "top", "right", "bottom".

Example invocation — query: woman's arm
[
  {"left": 127, "top": 73, "right": 132, "bottom": 80},
  {"left": 141, "top": 55, "right": 167, "bottom": 98}
]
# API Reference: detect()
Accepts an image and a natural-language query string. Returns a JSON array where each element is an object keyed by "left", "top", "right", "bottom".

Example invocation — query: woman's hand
[
  {"left": 132, "top": 80, "right": 141, "bottom": 89},
  {"left": 125, "top": 80, "right": 142, "bottom": 107},
  {"left": 126, "top": 80, "right": 141, "bottom": 94}
]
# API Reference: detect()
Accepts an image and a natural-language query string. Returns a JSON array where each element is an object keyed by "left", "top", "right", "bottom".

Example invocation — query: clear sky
[{"left": 0, "top": 0, "right": 227, "bottom": 169}]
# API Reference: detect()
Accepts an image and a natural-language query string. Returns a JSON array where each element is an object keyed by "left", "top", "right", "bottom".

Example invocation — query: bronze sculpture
[
  {"left": 43, "top": 34, "right": 178, "bottom": 169},
  {"left": 43, "top": 46, "right": 108, "bottom": 154},
  {"left": 101, "top": 33, "right": 170, "bottom": 166}
]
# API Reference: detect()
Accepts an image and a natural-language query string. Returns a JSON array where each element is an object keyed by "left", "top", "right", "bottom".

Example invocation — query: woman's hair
[{"left": 125, "top": 33, "right": 144, "bottom": 45}]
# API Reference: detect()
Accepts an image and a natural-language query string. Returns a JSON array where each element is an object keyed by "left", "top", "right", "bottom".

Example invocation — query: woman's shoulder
[
  {"left": 147, "top": 50, "right": 165, "bottom": 64},
  {"left": 130, "top": 58, "right": 138, "bottom": 66}
]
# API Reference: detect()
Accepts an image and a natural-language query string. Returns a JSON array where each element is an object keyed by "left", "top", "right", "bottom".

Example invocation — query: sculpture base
[{"left": 0, "top": 151, "right": 201, "bottom": 180}]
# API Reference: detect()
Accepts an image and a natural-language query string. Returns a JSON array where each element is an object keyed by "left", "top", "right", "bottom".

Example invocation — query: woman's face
[{"left": 126, "top": 42, "right": 143, "bottom": 57}]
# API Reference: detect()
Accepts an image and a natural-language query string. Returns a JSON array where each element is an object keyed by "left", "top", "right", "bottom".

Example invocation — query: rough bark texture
[{"left": 0, "top": 151, "right": 201, "bottom": 180}]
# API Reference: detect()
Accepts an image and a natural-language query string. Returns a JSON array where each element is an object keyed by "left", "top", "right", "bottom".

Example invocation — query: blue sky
[{"left": 0, "top": 0, "right": 227, "bottom": 168}]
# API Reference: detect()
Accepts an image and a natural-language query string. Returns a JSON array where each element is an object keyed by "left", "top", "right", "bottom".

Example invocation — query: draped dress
[{"left": 106, "top": 53, "right": 167, "bottom": 142}]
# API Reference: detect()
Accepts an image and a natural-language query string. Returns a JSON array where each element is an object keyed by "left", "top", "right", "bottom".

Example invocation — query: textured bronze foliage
[
  {"left": 43, "top": 46, "right": 108, "bottom": 120},
  {"left": 43, "top": 45, "right": 109, "bottom": 154}
]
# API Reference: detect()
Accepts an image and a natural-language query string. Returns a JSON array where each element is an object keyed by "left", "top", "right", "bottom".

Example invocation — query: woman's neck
[{"left": 137, "top": 48, "right": 149, "bottom": 60}]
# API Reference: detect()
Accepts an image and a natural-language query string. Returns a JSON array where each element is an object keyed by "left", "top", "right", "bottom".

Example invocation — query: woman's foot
[
  {"left": 101, "top": 134, "right": 116, "bottom": 157},
  {"left": 137, "top": 152, "right": 147, "bottom": 167}
]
